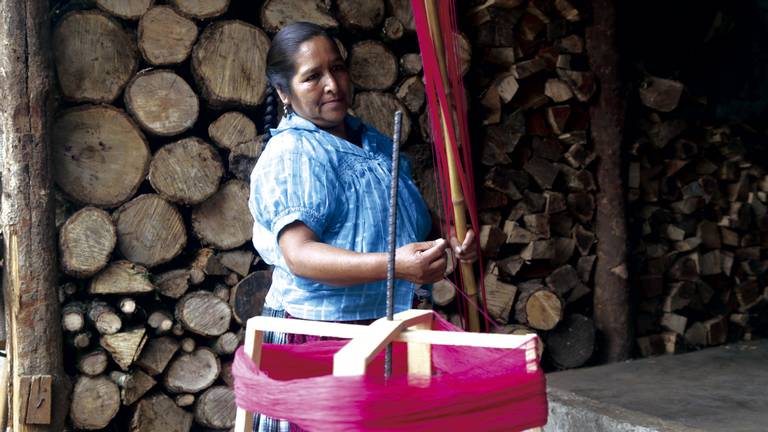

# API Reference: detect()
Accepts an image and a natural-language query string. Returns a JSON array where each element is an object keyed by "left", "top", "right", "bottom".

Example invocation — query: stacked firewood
[
  {"left": 51, "top": 0, "right": 433, "bottom": 430},
  {"left": 628, "top": 76, "right": 768, "bottom": 357},
  {"left": 426, "top": 0, "right": 600, "bottom": 371}
]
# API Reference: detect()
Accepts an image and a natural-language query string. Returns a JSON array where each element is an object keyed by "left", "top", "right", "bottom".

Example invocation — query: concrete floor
[{"left": 544, "top": 339, "right": 768, "bottom": 432}]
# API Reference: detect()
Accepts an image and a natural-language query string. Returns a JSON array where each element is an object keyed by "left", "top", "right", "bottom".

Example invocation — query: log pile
[
  {"left": 50, "top": 0, "right": 444, "bottom": 429},
  {"left": 628, "top": 79, "right": 768, "bottom": 356},
  {"left": 421, "top": 0, "right": 599, "bottom": 370}
]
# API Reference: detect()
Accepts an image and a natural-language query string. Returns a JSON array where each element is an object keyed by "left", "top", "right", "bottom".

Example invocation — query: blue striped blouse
[{"left": 248, "top": 113, "right": 432, "bottom": 321}]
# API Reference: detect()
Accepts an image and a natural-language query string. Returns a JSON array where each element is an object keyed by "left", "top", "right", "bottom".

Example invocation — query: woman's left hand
[{"left": 449, "top": 228, "right": 478, "bottom": 264}]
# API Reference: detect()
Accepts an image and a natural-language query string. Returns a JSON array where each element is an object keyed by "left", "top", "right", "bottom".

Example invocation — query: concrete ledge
[
  {"left": 545, "top": 388, "right": 704, "bottom": 432},
  {"left": 544, "top": 340, "right": 768, "bottom": 432}
]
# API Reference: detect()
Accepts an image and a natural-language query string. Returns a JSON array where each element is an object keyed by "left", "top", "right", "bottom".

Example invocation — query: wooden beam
[
  {"left": 585, "top": 0, "right": 632, "bottom": 362},
  {"left": 0, "top": 0, "right": 71, "bottom": 430}
]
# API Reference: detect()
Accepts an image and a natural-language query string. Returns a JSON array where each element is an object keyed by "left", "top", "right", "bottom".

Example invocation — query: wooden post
[
  {"left": 0, "top": 0, "right": 71, "bottom": 430},
  {"left": 585, "top": 0, "right": 632, "bottom": 362}
]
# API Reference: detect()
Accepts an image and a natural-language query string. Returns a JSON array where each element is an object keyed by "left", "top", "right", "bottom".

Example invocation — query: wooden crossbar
[{"left": 234, "top": 310, "right": 541, "bottom": 432}]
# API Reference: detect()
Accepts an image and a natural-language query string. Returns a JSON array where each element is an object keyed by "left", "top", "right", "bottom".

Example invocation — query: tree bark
[
  {"left": 0, "top": 1, "right": 71, "bottom": 429},
  {"left": 586, "top": 0, "right": 631, "bottom": 363}
]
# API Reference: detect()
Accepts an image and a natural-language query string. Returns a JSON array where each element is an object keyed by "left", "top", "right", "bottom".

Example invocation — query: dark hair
[{"left": 262, "top": 22, "right": 338, "bottom": 135}]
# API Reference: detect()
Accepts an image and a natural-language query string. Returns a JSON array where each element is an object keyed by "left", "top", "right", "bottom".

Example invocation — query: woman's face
[{"left": 278, "top": 36, "right": 351, "bottom": 137}]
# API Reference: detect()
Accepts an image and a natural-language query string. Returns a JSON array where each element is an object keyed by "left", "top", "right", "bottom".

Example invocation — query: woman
[{"left": 248, "top": 22, "right": 476, "bottom": 431}]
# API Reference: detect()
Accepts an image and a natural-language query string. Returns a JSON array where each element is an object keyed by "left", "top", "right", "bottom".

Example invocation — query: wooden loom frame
[{"left": 234, "top": 309, "right": 543, "bottom": 432}]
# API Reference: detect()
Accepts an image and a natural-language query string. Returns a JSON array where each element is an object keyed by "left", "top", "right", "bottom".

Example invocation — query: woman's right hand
[{"left": 395, "top": 239, "right": 448, "bottom": 284}]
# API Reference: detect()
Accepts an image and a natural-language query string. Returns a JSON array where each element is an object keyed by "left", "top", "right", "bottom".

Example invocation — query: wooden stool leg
[
  {"left": 235, "top": 325, "right": 264, "bottom": 432},
  {"left": 407, "top": 320, "right": 432, "bottom": 383}
]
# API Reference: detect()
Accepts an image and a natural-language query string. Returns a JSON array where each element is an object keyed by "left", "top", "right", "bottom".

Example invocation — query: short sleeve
[{"left": 250, "top": 150, "right": 339, "bottom": 241}]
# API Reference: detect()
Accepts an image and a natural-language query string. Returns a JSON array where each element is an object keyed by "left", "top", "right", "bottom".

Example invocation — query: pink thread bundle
[{"left": 233, "top": 315, "right": 548, "bottom": 431}]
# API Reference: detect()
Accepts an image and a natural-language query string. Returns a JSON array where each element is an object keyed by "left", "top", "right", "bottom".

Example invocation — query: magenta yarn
[{"left": 233, "top": 314, "right": 547, "bottom": 431}]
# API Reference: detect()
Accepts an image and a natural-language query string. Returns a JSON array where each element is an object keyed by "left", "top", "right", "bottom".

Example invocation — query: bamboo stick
[{"left": 424, "top": 0, "right": 480, "bottom": 331}]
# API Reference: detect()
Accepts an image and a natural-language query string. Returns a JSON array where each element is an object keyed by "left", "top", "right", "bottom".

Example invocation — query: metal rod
[{"left": 385, "top": 110, "right": 403, "bottom": 378}]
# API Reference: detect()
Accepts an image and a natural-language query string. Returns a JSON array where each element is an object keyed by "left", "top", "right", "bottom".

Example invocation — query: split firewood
[
  {"left": 59, "top": 207, "right": 116, "bottom": 278},
  {"left": 218, "top": 250, "right": 255, "bottom": 277},
  {"left": 735, "top": 279, "right": 762, "bottom": 311},
  {"left": 114, "top": 194, "right": 187, "bottom": 267},
  {"left": 514, "top": 282, "right": 563, "bottom": 330},
  {"left": 524, "top": 157, "right": 559, "bottom": 190},
  {"left": 661, "top": 313, "right": 687, "bottom": 335},
  {"left": 545, "top": 264, "right": 580, "bottom": 297},
  {"left": 400, "top": 53, "right": 423, "bottom": 76},
  {"left": 546, "top": 314, "right": 594, "bottom": 369},
  {"left": 479, "top": 225, "right": 506, "bottom": 257},
  {"left": 194, "top": 386, "right": 236, "bottom": 429},
  {"left": 138, "top": 6, "right": 198, "bottom": 65},
  {"left": 212, "top": 332, "right": 240, "bottom": 355},
  {"left": 175, "top": 394, "right": 196, "bottom": 408},
  {"left": 396, "top": 76, "right": 426, "bottom": 113},
  {"left": 350, "top": 41, "right": 399, "bottom": 91},
  {"left": 382, "top": 16, "right": 405, "bottom": 41},
  {"left": 130, "top": 392, "right": 194, "bottom": 432},
  {"left": 52, "top": 105, "right": 150, "bottom": 208},
  {"left": 504, "top": 221, "right": 537, "bottom": 244},
  {"left": 191, "top": 180, "right": 253, "bottom": 250},
  {"left": 496, "top": 73, "right": 519, "bottom": 104},
  {"left": 511, "top": 58, "right": 547, "bottom": 79},
  {"left": 136, "top": 336, "right": 180, "bottom": 376},
  {"left": 208, "top": 112, "right": 263, "bottom": 157},
  {"left": 72, "top": 332, "right": 93, "bottom": 350},
  {"left": 555, "top": 34, "right": 584, "bottom": 53},
  {"left": 224, "top": 272, "right": 241, "bottom": 286},
  {"left": 556, "top": 69, "right": 596, "bottom": 102},
  {"left": 120, "top": 298, "right": 138, "bottom": 315},
  {"left": 95, "top": 0, "right": 153, "bottom": 20},
  {"left": 62, "top": 301, "right": 87, "bottom": 333},
  {"left": 77, "top": 349, "right": 109, "bottom": 377},
  {"left": 703, "top": 315, "right": 728, "bottom": 345},
  {"left": 69, "top": 375, "right": 121, "bottom": 430},
  {"left": 521, "top": 240, "right": 555, "bottom": 261},
  {"left": 214, "top": 284, "right": 232, "bottom": 302},
  {"left": 336, "top": 0, "right": 384, "bottom": 31},
  {"left": 479, "top": 85, "right": 502, "bottom": 126},
  {"left": 662, "top": 281, "right": 695, "bottom": 312},
  {"left": 484, "top": 263, "right": 517, "bottom": 324},
  {"left": 639, "top": 76, "right": 684, "bottom": 113},
  {"left": 148, "top": 137, "right": 223, "bottom": 205},
  {"left": 387, "top": 0, "right": 415, "bottom": 31},
  {"left": 164, "top": 347, "right": 221, "bottom": 393},
  {"left": 475, "top": 7, "right": 522, "bottom": 47},
  {"left": 125, "top": 69, "right": 199, "bottom": 136},
  {"left": 189, "top": 248, "right": 215, "bottom": 284},
  {"left": 100, "top": 328, "right": 148, "bottom": 371},
  {"left": 111, "top": 369, "right": 157, "bottom": 405},
  {"left": 88, "top": 301, "right": 123, "bottom": 335},
  {"left": 261, "top": 0, "right": 338, "bottom": 33},
  {"left": 191, "top": 20, "right": 271, "bottom": 107},
  {"left": 230, "top": 270, "right": 272, "bottom": 324},
  {"left": 170, "top": 0, "right": 229, "bottom": 19},
  {"left": 148, "top": 310, "right": 174, "bottom": 335},
  {"left": 176, "top": 291, "right": 232, "bottom": 336},
  {"left": 154, "top": 269, "right": 191, "bottom": 299},
  {"left": 567, "top": 192, "right": 595, "bottom": 223},
  {"left": 59, "top": 282, "right": 78, "bottom": 304},
  {"left": 352, "top": 91, "right": 412, "bottom": 140},
  {"left": 431, "top": 279, "right": 456, "bottom": 307},
  {"left": 53, "top": 11, "right": 138, "bottom": 103},
  {"left": 524, "top": 214, "right": 550, "bottom": 239},
  {"left": 89, "top": 260, "right": 154, "bottom": 295},
  {"left": 544, "top": 78, "right": 574, "bottom": 103}
]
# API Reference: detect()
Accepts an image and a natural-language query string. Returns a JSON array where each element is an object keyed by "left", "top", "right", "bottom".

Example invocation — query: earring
[{"left": 283, "top": 104, "right": 291, "bottom": 116}]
